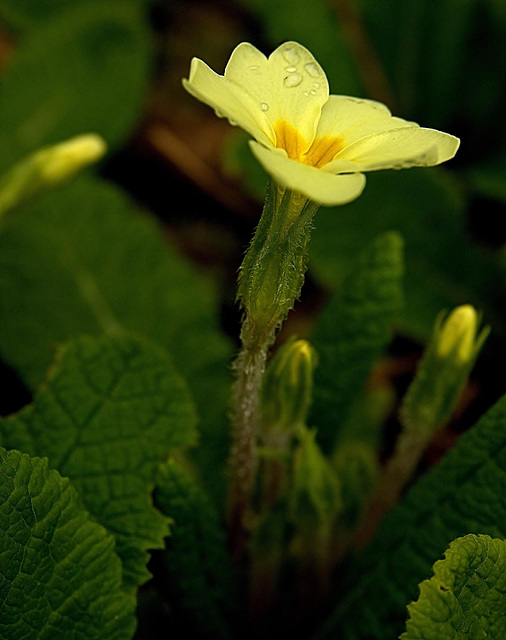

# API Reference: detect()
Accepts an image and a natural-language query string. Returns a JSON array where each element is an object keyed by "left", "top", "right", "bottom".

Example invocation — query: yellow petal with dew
[
  {"left": 182, "top": 57, "right": 274, "bottom": 147},
  {"left": 316, "top": 95, "right": 415, "bottom": 147},
  {"left": 225, "top": 41, "right": 329, "bottom": 152}
]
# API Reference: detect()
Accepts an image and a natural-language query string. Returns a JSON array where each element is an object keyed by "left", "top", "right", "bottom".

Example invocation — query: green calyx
[{"left": 237, "top": 181, "right": 320, "bottom": 347}]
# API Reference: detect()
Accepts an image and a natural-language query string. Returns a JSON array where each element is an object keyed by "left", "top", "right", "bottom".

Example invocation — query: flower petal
[
  {"left": 250, "top": 141, "right": 366, "bottom": 206},
  {"left": 316, "top": 95, "right": 416, "bottom": 145},
  {"left": 182, "top": 57, "right": 274, "bottom": 147},
  {"left": 333, "top": 126, "right": 460, "bottom": 171},
  {"left": 225, "top": 42, "right": 329, "bottom": 151}
]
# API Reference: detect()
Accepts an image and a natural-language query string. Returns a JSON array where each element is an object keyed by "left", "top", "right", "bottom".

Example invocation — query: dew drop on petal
[
  {"left": 260, "top": 102, "right": 269, "bottom": 111},
  {"left": 283, "top": 48, "right": 300, "bottom": 65},
  {"left": 285, "top": 66, "right": 297, "bottom": 73},
  {"left": 312, "top": 82, "right": 320, "bottom": 88},
  {"left": 310, "top": 90, "right": 317, "bottom": 95},
  {"left": 303, "top": 91, "right": 310, "bottom": 97},
  {"left": 284, "top": 72, "right": 303, "bottom": 88},
  {"left": 249, "top": 65, "right": 259, "bottom": 71},
  {"left": 304, "top": 62, "right": 320, "bottom": 78}
]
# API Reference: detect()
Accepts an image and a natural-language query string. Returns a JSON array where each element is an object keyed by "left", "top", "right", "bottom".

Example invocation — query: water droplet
[
  {"left": 285, "top": 65, "right": 297, "bottom": 73},
  {"left": 260, "top": 102, "right": 269, "bottom": 111},
  {"left": 310, "top": 89, "right": 317, "bottom": 95},
  {"left": 304, "top": 62, "right": 320, "bottom": 78},
  {"left": 283, "top": 48, "right": 300, "bottom": 65},
  {"left": 312, "top": 82, "right": 320, "bottom": 88},
  {"left": 228, "top": 118, "right": 237, "bottom": 126},
  {"left": 215, "top": 109, "right": 224, "bottom": 118},
  {"left": 284, "top": 72, "right": 303, "bottom": 88},
  {"left": 303, "top": 91, "right": 310, "bottom": 97}
]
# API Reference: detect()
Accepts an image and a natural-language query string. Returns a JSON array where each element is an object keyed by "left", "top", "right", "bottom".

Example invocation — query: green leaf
[
  {"left": 0, "top": 333, "right": 198, "bottom": 588},
  {"left": 0, "top": 0, "right": 147, "bottom": 32},
  {"left": 0, "top": 0, "right": 152, "bottom": 171},
  {"left": 310, "top": 169, "right": 505, "bottom": 340},
  {"left": 402, "top": 534, "right": 506, "bottom": 640},
  {"left": 0, "top": 175, "right": 232, "bottom": 503},
  {"left": 0, "top": 447, "right": 136, "bottom": 639},
  {"left": 154, "top": 460, "right": 235, "bottom": 638},
  {"left": 318, "top": 392, "right": 506, "bottom": 640},
  {"left": 309, "top": 231, "right": 404, "bottom": 452}
]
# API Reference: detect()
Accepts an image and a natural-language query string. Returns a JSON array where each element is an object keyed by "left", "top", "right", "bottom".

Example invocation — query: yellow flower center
[{"left": 274, "top": 120, "right": 344, "bottom": 169}]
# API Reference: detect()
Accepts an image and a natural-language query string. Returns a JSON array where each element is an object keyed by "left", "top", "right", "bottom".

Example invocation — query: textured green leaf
[
  {"left": 0, "top": 333, "right": 198, "bottom": 588},
  {"left": 0, "top": 175, "right": 232, "bottom": 503},
  {"left": 318, "top": 392, "right": 506, "bottom": 640},
  {"left": 154, "top": 460, "right": 235, "bottom": 638},
  {"left": 310, "top": 169, "right": 505, "bottom": 340},
  {"left": 0, "top": 0, "right": 151, "bottom": 171},
  {"left": 401, "top": 534, "right": 506, "bottom": 640},
  {"left": 309, "top": 231, "right": 404, "bottom": 452},
  {"left": 0, "top": 447, "right": 136, "bottom": 639}
]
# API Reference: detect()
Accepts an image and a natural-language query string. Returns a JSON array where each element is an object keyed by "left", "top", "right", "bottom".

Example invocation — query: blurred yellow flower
[{"left": 183, "top": 41, "right": 460, "bottom": 206}]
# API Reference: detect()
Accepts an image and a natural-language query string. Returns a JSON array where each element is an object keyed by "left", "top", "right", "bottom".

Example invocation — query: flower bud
[
  {"left": 401, "top": 305, "right": 489, "bottom": 433},
  {"left": 436, "top": 304, "right": 480, "bottom": 363},
  {"left": 37, "top": 134, "right": 107, "bottom": 185},
  {"left": 261, "top": 338, "right": 317, "bottom": 437},
  {"left": 0, "top": 134, "right": 106, "bottom": 217}
]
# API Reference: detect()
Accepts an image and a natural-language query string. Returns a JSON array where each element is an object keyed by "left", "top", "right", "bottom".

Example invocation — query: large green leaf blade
[
  {"left": 153, "top": 460, "right": 236, "bottom": 638},
  {"left": 318, "top": 393, "right": 506, "bottom": 640},
  {"left": 0, "top": 447, "right": 136, "bottom": 639},
  {"left": 310, "top": 231, "right": 404, "bottom": 452},
  {"left": 402, "top": 534, "right": 506, "bottom": 640},
  {"left": 0, "top": 333, "right": 198, "bottom": 588},
  {"left": 0, "top": 175, "right": 232, "bottom": 502},
  {"left": 0, "top": 0, "right": 152, "bottom": 171}
]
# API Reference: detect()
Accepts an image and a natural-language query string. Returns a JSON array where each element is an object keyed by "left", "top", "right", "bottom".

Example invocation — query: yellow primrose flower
[{"left": 183, "top": 41, "right": 460, "bottom": 206}]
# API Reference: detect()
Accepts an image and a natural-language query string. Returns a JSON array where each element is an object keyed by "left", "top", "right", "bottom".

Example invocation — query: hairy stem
[
  {"left": 228, "top": 321, "right": 275, "bottom": 558},
  {"left": 227, "top": 182, "right": 319, "bottom": 558}
]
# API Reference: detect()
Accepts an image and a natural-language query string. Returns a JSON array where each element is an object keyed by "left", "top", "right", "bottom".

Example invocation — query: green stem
[
  {"left": 228, "top": 319, "right": 276, "bottom": 558},
  {"left": 228, "top": 181, "right": 319, "bottom": 557}
]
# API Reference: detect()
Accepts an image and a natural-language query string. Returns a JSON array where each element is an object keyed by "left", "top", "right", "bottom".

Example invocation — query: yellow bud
[
  {"left": 437, "top": 304, "right": 478, "bottom": 363},
  {"left": 38, "top": 134, "right": 107, "bottom": 184},
  {"left": 0, "top": 134, "right": 107, "bottom": 218},
  {"left": 401, "top": 304, "right": 489, "bottom": 433}
]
